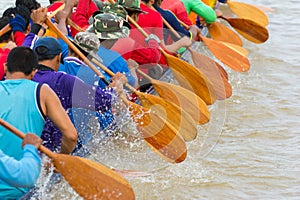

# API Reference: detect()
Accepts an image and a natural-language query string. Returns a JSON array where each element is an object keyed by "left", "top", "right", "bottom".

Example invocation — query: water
[{"left": 1, "top": 0, "right": 299, "bottom": 199}]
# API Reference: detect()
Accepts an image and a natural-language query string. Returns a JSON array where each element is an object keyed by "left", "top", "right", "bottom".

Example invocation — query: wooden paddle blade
[
  {"left": 221, "top": 16, "right": 269, "bottom": 44},
  {"left": 52, "top": 155, "right": 135, "bottom": 200},
  {"left": 227, "top": 1, "right": 269, "bottom": 27},
  {"left": 127, "top": 101, "right": 187, "bottom": 163},
  {"left": 199, "top": 35, "right": 250, "bottom": 72},
  {"left": 163, "top": 53, "right": 216, "bottom": 105},
  {"left": 189, "top": 49, "right": 232, "bottom": 100},
  {"left": 208, "top": 22, "right": 243, "bottom": 46},
  {"left": 136, "top": 91, "right": 198, "bottom": 141},
  {"left": 220, "top": 41, "right": 249, "bottom": 57},
  {"left": 215, "top": 60, "right": 229, "bottom": 81},
  {"left": 151, "top": 79, "right": 210, "bottom": 124}
]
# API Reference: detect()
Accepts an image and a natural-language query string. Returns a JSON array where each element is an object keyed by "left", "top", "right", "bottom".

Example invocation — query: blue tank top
[{"left": 0, "top": 79, "right": 45, "bottom": 160}]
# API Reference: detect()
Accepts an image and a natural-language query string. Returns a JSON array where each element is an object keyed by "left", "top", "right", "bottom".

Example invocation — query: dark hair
[
  {"left": 15, "top": 0, "right": 41, "bottom": 12},
  {"left": 49, "top": 0, "right": 60, "bottom": 4},
  {"left": 2, "top": 7, "right": 15, "bottom": 17},
  {"left": 6, "top": 46, "right": 38, "bottom": 75},
  {"left": 35, "top": 46, "right": 58, "bottom": 61},
  {"left": 0, "top": 17, "right": 12, "bottom": 43},
  {"left": 2, "top": 5, "right": 31, "bottom": 27},
  {"left": 126, "top": 9, "right": 140, "bottom": 17},
  {"left": 141, "top": 0, "right": 151, "bottom": 3}
]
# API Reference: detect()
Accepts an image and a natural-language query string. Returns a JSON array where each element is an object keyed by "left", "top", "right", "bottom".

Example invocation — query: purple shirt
[{"left": 32, "top": 65, "right": 115, "bottom": 152}]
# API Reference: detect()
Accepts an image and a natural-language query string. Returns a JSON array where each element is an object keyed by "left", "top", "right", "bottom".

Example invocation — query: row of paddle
[
  {"left": 0, "top": 1, "right": 270, "bottom": 199},
  {"left": 42, "top": 0, "right": 271, "bottom": 198}
]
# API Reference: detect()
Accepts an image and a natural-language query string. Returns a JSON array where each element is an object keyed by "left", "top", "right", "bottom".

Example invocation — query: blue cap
[{"left": 33, "top": 36, "right": 62, "bottom": 56}]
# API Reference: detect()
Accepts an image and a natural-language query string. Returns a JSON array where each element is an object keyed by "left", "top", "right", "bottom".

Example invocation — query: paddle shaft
[
  {"left": 0, "top": 119, "right": 56, "bottom": 159},
  {"left": 45, "top": 18, "right": 110, "bottom": 84}
]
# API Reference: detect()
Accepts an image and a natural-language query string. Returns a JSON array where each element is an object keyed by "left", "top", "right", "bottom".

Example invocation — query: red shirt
[
  {"left": 129, "top": 4, "right": 169, "bottom": 66},
  {"left": 111, "top": 37, "right": 161, "bottom": 66},
  {"left": 0, "top": 48, "right": 10, "bottom": 80},
  {"left": 130, "top": 4, "right": 164, "bottom": 47},
  {"left": 161, "top": 0, "right": 192, "bottom": 26},
  {"left": 14, "top": 31, "right": 25, "bottom": 46},
  {"left": 69, "top": 0, "right": 98, "bottom": 37}
]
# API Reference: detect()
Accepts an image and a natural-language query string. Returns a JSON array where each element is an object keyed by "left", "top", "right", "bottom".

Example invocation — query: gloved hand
[
  {"left": 9, "top": 14, "right": 26, "bottom": 32},
  {"left": 145, "top": 34, "right": 161, "bottom": 45}
]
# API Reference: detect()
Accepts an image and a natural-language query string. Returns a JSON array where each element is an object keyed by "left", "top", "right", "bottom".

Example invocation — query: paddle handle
[
  {"left": 46, "top": 18, "right": 104, "bottom": 78},
  {"left": 0, "top": 119, "right": 56, "bottom": 158},
  {"left": 67, "top": 18, "right": 85, "bottom": 32},
  {"left": 0, "top": 4, "right": 65, "bottom": 37},
  {"left": 89, "top": 57, "right": 136, "bottom": 92},
  {"left": 0, "top": 24, "right": 10, "bottom": 37}
]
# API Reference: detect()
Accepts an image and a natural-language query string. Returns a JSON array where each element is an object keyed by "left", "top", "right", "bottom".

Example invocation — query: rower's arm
[{"left": 40, "top": 84, "right": 78, "bottom": 154}]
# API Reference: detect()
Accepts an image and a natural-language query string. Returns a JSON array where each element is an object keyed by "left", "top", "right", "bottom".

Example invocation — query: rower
[
  {"left": 0, "top": 46, "right": 78, "bottom": 198},
  {"left": 31, "top": 36, "right": 127, "bottom": 153}
]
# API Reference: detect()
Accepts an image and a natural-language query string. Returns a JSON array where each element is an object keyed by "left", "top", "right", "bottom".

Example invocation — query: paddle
[
  {"left": 227, "top": 0, "right": 269, "bottom": 27},
  {"left": 0, "top": 3, "right": 65, "bottom": 37},
  {"left": 45, "top": 17, "right": 188, "bottom": 163},
  {"left": 158, "top": 14, "right": 232, "bottom": 100},
  {"left": 178, "top": 19, "right": 250, "bottom": 72},
  {"left": 127, "top": 17, "right": 216, "bottom": 105},
  {"left": 136, "top": 68, "right": 210, "bottom": 124},
  {"left": 218, "top": 15, "right": 269, "bottom": 44},
  {"left": 89, "top": 56, "right": 198, "bottom": 142},
  {"left": 0, "top": 119, "right": 135, "bottom": 199},
  {"left": 202, "top": 34, "right": 250, "bottom": 72},
  {"left": 208, "top": 21, "right": 243, "bottom": 46},
  {"left": 189, "top": 50, "right": 232, "bottom": 99},
  {"left": 107, "top": 0, "right": 216, "bottom": 105}
]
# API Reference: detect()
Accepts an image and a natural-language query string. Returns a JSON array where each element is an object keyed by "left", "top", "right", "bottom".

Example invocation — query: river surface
[{"left": 1, "top": 0, "right": 299, "bottom": 199}]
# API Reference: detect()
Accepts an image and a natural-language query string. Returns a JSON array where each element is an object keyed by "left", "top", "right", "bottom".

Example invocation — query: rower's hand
[
  {"left": 31, "top": 7, "right": 47, "bottom": 25},
  {"left": 109, "top": 72, "right": 127, "bottom": 96},
  {"left": 22, "top": 133, "right": 42, "bottom": 149},
  {"left": 127, "top": 58, "right": 139, "bottom": 70},
  {"left": 3, "top": 41, "right": 17, "bottom": 50},
  {"left": 145, "top": 34, "right": 161, "bottom": 45},
  {"left": 188, "top": 25, "right": 201, "bottom": 41}
]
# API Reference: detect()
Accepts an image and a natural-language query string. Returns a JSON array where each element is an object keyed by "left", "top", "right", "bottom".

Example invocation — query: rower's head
[
  {"left": 33, "top": 37, "right": 62, "bottom": 71},
  {"left": 87, "top": 13, "right": 130, "bottom": 42},
  {"left": 103, "top": 4, "right": 128, "bottom": 21},
  {"left": 15, "top": 0, "right": 41, "bottom": 12},
  {"left": 116, "top": 0, "right": 147, "bottom": 21},
  {"left": 6, "top": 46, "right": 38, "bottom": 79},
  {"left": 2, "top": 5, "right": 31, "bottom": 32},
  {"left": 154, "top": 0, "right": 163, "bottom": 7},
  {"left": 74, "top": 32, "right": 100, "bottom": 50},
  {"left": 0, "top": 17, "right": 12, "bottom": 43}
]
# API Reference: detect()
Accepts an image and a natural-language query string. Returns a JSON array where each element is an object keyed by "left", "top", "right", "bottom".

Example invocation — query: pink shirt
[{"left": 161, "top": 0, "right": 192, "bottom": 26}]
